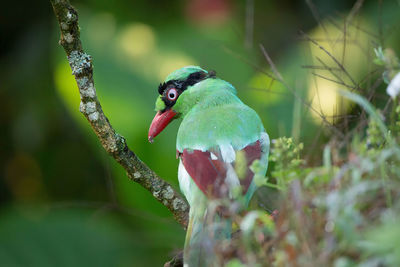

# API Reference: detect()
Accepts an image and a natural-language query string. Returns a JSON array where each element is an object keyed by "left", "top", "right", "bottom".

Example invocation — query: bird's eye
[{"left": 166, "top": 88, "right": 178, "bottom": 101}]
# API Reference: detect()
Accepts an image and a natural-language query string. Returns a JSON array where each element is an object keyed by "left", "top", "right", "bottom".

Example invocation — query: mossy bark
[{"left": 50, "top": 0, "right": 189, "bottom": 227}]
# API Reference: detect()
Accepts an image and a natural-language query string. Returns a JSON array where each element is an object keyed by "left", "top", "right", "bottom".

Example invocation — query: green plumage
[
  {"left": 175, "top": 78, "right": 264, "bottom": 153},
  {"left": 153, "top": 66, "right": 269, "bottom": 266}
]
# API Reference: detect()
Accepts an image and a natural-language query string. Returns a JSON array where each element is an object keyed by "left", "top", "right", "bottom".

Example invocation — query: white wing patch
[
  {"left": 219, "top": 143, "right": 236, "bottom": 163},
  {"left": 260, "top": 132, "right": 270, "bottom": 153},
  {"left": 178, "top": 160, "right": 208, "bottom": 207},
  {"left": 178, "top": 160, "right": 193, "bottom": 205},
  {"left": 225, "top": 164, "right": 240, "bottom": 198},
  {"left": 210, "top": 152, "right": 218, "bottom": 160}
]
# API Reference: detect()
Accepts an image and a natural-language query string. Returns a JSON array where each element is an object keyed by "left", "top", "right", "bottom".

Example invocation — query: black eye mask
[
  {"left": 161, "top": 85, "right": 183, "bottom": 109},
  {"left": 158, "top": 70, "right": 216, "bottom": 96},
  {"left": 157, "top": 70, "right": 216, "bottom": 110}
]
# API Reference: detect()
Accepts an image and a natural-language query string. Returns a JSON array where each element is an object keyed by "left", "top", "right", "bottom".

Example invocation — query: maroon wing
[{"left": 180, "top": 141, "right": 261, "bottom": 198}]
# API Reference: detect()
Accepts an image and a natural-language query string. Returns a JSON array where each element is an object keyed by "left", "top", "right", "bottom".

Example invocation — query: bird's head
[{"left": 148, "top": 66, "right": 216, "bottom": 143}]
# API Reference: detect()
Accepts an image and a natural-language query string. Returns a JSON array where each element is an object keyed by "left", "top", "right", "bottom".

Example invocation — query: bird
[{"left": 148, "top": 66, "right": 269, "bottom": 266}]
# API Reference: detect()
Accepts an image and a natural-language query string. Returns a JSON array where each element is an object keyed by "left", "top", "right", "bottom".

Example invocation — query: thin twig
[
  {"left": 305, "top": 0, "right": 328, "bottom": 38},
  {"left": 245, "top": 0, "right": 254, "bottom": 49},
  {"left": 301, "top": 65, "right": 341, "bottom": 71},
  {"left": 346, "top": 0, "right": 365, "bottom": 24},
  {"left": 223, "top": 46, "right": 276, "bottom": 80},
  {"left": 311, "top": 72, "right": 355, "bottom": 90},
  {"left": 49, "top": 0, "right": 189, "bottom": 227},
  {"left": 259, "top": 44, "right": 345, "bottom": 138},
  {"left": 300, "top": 31, "right": 358, "bottom": 88},
  {"left": 378, "top": 0, "right": 384, "bottom": 47},
  {"left": 315, "top": 57, "right": 351, "bottom": 89}
]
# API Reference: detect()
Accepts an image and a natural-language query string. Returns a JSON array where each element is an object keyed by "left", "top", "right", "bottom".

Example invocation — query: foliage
[
  {"left": 2, "top": 0, "right": 400, "bottom": 266},
  {"left": 205, "top": 44, "right": 400, "bottom": 266},
  {"left": 374, "top": 47, "right": 400, "bottom": 84},
  {"left": 269, "top": 137, "right": 304, "bottom": 191}
]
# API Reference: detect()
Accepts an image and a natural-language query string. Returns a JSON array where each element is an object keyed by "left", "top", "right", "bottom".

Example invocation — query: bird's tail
[{"left": 184, "top": 209, "right": 232, "bottom": 267}]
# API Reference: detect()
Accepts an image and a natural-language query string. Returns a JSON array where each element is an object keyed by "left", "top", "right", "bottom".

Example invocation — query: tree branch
[{"left": 50, "top": 0, "right": 189, "bottom": 227}]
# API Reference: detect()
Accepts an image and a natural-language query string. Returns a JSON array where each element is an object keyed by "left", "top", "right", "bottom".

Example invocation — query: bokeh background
[{"left": 1, "top": 0, "right": 400, "bottom": 266}]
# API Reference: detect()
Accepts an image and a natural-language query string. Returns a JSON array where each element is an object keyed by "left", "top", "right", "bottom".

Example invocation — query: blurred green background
[{"left": 1, "top": 0, "right": 399, "bottom": 266}]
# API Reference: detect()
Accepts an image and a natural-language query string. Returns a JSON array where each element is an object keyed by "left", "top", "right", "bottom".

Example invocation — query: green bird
[{"left": 148, "top": 66, "right": 269, "bottom": 266}]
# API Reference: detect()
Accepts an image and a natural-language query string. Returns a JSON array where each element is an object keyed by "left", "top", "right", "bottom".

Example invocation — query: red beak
[{"left": 148, "top": 109, "right": 177, "bottom": 143}]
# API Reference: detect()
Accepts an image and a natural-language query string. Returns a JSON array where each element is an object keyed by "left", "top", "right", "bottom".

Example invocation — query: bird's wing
[
  {"left": 179, "top": 132, "right": 269, "bottom": 200},
  {"left": 177, "top": 103, "right": 269, "bottom": 202}
]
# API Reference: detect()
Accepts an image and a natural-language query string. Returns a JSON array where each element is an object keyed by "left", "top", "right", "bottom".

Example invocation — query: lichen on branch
[{"left": 50, "top": 0, "right": 189, "bottom": 227}]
